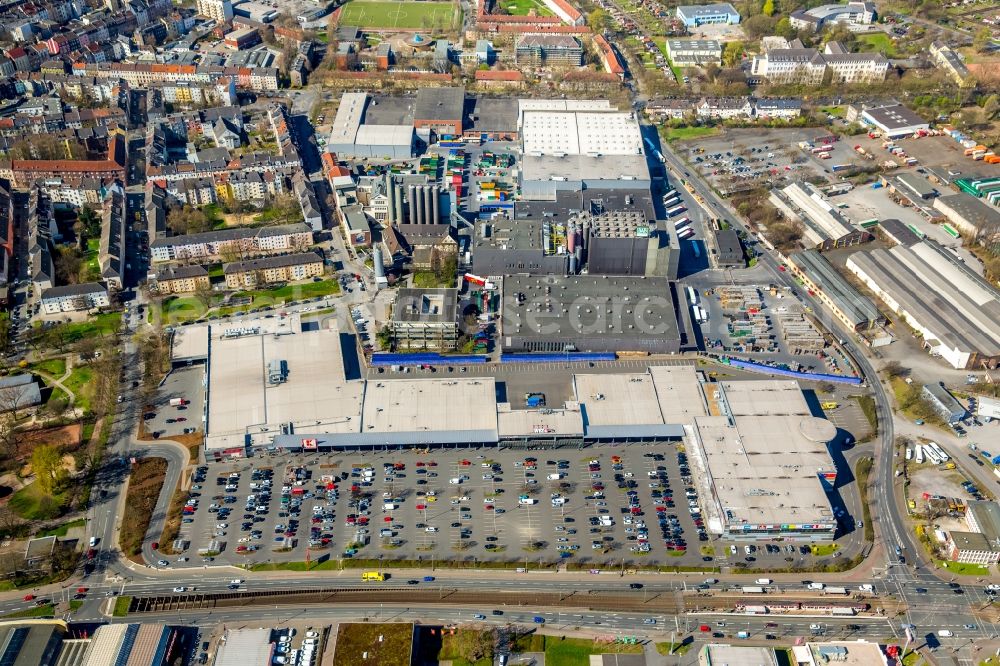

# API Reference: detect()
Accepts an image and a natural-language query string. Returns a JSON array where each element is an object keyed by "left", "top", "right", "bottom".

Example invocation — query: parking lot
[
  {"left": 143, "top": 366, "right": 204, "bottom": 439},
  {"left": 681, "top": 129, "right": 834, "bottom": 194},
  {"left": 163, "top": 442, "right": 862, "bottom": 572}
]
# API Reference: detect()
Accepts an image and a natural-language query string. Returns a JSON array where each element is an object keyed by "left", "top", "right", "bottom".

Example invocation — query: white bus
[{"left": 914, "top": 445, "right": 925, "bottom": 464}]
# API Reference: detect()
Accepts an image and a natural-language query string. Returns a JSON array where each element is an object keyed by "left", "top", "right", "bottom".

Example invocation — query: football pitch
[{"left": 338, "top": 0, "right": 460, "bottom": 29}]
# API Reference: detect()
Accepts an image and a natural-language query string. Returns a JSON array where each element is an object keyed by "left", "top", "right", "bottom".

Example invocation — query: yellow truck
[
  {"left": 362, "top": 571, "right": 385, "bottom": 582},
  {"left": 821, "top": 401, "right": 839, "bottom": 410}
]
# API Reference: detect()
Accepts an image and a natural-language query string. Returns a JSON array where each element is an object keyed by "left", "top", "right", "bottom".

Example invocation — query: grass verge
[
  {"left": 660, "top": 125, "right": 721, "bottom": 142},
  {"left": 113, "top": 596, "right": 132, "bottom": 617},
  {"left": 855, "top": 457, "right": 875, "bottom": 543},
  {"left": 37, "top": 518, "right": 87, "bottom": 538},
  {"left": 120, "top": 458, "right": 168, "bottom": 557},
  {"left": 936, "top": 559, "right": 989, "bottom": 576},
  {"left": 3, "top": 604, "right": 55, "bottom": 618}
]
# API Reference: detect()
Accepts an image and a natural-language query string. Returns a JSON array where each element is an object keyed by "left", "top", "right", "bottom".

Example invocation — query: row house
[
  {"left": 99, "top": 187, "right": 126, "bottom": 290},
  {"left": 151, "top": 264, "right": 210, "bottom": 294},
  {"left": 149, "top": 222, "right": 313, "bottom": 262},
  {"left": 223, "top": 251, "right": 324, "bottom": 289},
  {"left": 72, "top": 62, "right": 279, "bottom": 92},
  {"left": 694, "top": 96, "right": 802, "bottom": 120}
]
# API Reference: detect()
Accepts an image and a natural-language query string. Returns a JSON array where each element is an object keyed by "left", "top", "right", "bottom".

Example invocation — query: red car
[{"left": 700, "top": 625, "right": 711, "bottom": 632}]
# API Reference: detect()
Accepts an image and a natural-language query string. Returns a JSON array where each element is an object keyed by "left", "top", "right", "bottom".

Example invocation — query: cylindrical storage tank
[
  {"left": 567, "top": 221, "right": 576, "bottom": 253},
  {"left": 386, "top": 178, "right": 396, "bottom": 225},
  {"left": 432, "top": 185, "right": 440, "bottom": 224},
  {"left": 582, "top": 219, "right": 591, "bottom": 250},
  {"left": 394, "top": 182, "right": 404, "bottom": 224},
  {"left": 422, "top": 185, "right": 432, "bottom": 224},
  {"left": 408, "top": 185, "right": 417, "bottom": 224},
  {"left": 373, "top": 246, "right": 386, "bottom": 280},
  {"left": 568, "top": 253, "right": 577, "bottom": 275}
]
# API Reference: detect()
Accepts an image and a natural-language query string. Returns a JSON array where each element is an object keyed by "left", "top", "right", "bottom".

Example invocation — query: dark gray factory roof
[
  {"left": 878, "top": 218, "right": 921, "bottom": 247},
  {"left": 466, "top": 97, "right": 518, "bottom": 134},
  {"left": 935, "top": 193, "right": 1000, "bottom": 231},
  {"left": 713, "top": 229, "right": 743, "bottom": 265},
  {"left": 515, "top": 189, "right": 656, "bottom": 222},
  {"left": 415, "top": 86, "right": 465, "bottom": 121},
  {"left": 791, "top": 249, "right": 881, "bottom": 327},
  {"left": 502, "top": 274, "right": 679, "bottom": 342},
  {"left": 364, "top": 96, "right": 415, "bottom": 126}
]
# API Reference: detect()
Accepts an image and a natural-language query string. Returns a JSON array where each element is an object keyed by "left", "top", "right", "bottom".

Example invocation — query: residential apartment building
[
  {"left": 514, "top": 35, "right": 583, "bottom": 66},
  {"left": 40, "top": 282, "right": 111, "bottom": 313},
  {"left": 99, "top": 190, "right": 126, "bottom": 290},
  {"left": 150, "top": 223, "right": 313, "bottom": 262},
  {"left": 929, "top": 40, "right": 972, "bottom": 86},
  {"left": 696, "top": 97, "right": 753, "bottom": 119},
  {"left": 196, "top": 0, "right": 233, "bottom": 22},
  {"left": 223, "top": 251, "right": 324, "bottom": 288},
  {"left": 71, "top": 62, "right": 279, "bottom": 92},
  {"left": 751, "top": 42, "right": 888, "bottom": 85},
  {"left": 153, "top": 264, "right": 210, "bottom": 294}
]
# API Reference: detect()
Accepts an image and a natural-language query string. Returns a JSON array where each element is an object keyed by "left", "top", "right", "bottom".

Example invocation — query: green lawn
[
  {"left": 159, "top": 296, "right": 209, "bottom": 324},
  {"left": 112, "top": 596, "right": 132, "bottom": 617},
  {"left": 412, "top": 271, "right": 452, "bottom": 288},
  {"left": 810, "top": 543, "right": 839, "bottom": 556},
  {"left": 544, "top": 638, "right": 643, "bottom": 666},
  {"left": 37, "top": 518, "right": 86, "bottom": 538},
  {"left": 936, "top": 559, "right": 989, "bottom": 576},
  {"left": 660, "top": 126, "right": 721, "bottom": 142},
  {"left": 62, "top": 366, "right": 94, "bottom": 411},
  {"left": 500, "top": 0, "right": 551, "bottom": 15},
  {"left": 83, "top": 238, "right": 100, "bottom": 282},
  {"left": 856, "top": 32, "right": 897, "bottom": 57},
  {"left": 32, "top": 358, "right": 67, "bottom": 377},
  {"left": 332, "top": 623, "right": 413, "bottom": 666},
  {"left": 9, "top": 482, "right": 69, "bottom": 521},
  {"left": 69, "top": 600, "right": 83, "bottom": 611},
  {"left": 338, "top": 0, "right": 460, "bottom": 30},
  {"left": 820, "top": 106, "right": 846, "bottom": 118},
  {"left": 60, "top": 312, "right": 121, "bottom": 343},
  {"left": 2, "top": 604, "right": 55, "bottom": 619}
]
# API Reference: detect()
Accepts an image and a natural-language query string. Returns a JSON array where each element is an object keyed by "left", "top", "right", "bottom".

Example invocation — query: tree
[
  {"left": 193, "top": 283, "right": 214, "bottom": 314},
  {"left": 167, "top": 205, "right": 212, "bottom": 235},
  {"left": 742, "top": 14, "right": 778, "bottom": 39},
  {"left": 53, "top": 246, "right": 84, "bottom": 285},
  {"left": 77, "top": 205, "right": 100, "bottom": 239},
  {"left": 775, "top": 16, "right": 795, "bottom": 39},
  {"left": 31, "top": 444, "right": 65, "bottom": 495},
  {"left": 588, "top": 8, "right": 612, "bottom": 33},
  {"left": 883, "top": 360, "right": 907, "bottom": 379},
  {"left": 982, "top": 94, "right": 999, "bottom": 121},
  {"left": 723, "top": 41, "right": 744, "bottom": 67},
  {"left": 973, "top": 27, "right": 992, "bottom": 53},
  {"left": 762, "top": 0, "right": 774, "bottom": 16}
]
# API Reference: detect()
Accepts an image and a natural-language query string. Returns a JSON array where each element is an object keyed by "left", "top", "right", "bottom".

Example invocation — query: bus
[
  {"left": 677, "top": 227, "right": 695, "bottom": 240},
  {"left": 691, "top": 240, "right": 701, "bottom": 258},
  {"left": 686, "top": 286, "right": 698, "bottom": 306},
  {"left": 673, "top": 217, "right": 690, "bottom": 229},
  {"left": 362, "top": 571, "right": 385, "bottom": 582},
  {"left": 667, "top": 205, "right": 687, "bottom": 217},
  {"left": 929, "top": 442, "right": 949, "bottom": 461},
  {"left": 914, "top": 445, "right": 925, "bottom": 464}
]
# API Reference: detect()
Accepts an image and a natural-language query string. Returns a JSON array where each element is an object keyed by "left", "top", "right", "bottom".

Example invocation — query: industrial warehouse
[
  {"left": 172, "top": 321, "right": 839, "bottom": 539},
  {"left": 846, "top": 240, "right": 1000, "bottom": 369}
]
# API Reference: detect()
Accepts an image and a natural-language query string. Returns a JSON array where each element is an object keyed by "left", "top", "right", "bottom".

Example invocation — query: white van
[
  {"left": 937, "top": 629, "right": 953, "bottom": 637},
  {"left": 807, "top": 582, "right": 825, "bottom": 590},
  {"left": 379, "top": 529, "right": 394, "bottom": 537},
  {"left": 383, "top": 503, "right": 396, "bottom": 511},
  {"left": 449, "top": 477, "right": 463, "bottom": 485},
  {"left": 755, "top": 578, "right": 772, "bottom": 585},
  {"left": 859, "top": 583, "right": 875, "bottom": 593},
  {"left": 547, "top": 473, "right": 562, "bottom": 481},
  {"left": 551, "top": 497, "right": 566, "bottom": 506}
]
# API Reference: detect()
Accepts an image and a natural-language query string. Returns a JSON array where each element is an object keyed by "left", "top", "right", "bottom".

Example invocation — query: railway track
[{"left": 127, "top": 586, "right": 687, "bottom": 614}]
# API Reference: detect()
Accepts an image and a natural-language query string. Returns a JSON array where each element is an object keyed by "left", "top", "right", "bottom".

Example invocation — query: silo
[
  {"left": 408, "top": 185, "right": 417, "bottom": 225},
  {"left": 431, "top": 185, "right": 440, "bottom": 224},
  {"left": 373, "top": 246, "right": 386, "bottom": 280},
  {"left": 393, "top": 181, "right": 404, "bottom": 224},
  {"left": 567, "top": 221, "right": 576, "bottom": 254},
  {"left": 386, "top": 176, "right": 396, "bottom": 225},
  {"left": 422, "top": 185, "right": 432, "bottom": 225},
  {"left": 568, "top": 253, "right": 577, "bottom": 275}
]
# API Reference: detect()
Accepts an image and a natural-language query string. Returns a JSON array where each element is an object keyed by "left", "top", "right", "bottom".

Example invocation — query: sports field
[{"left": 338, "top": 0, "right": 460, "bottom": 29}]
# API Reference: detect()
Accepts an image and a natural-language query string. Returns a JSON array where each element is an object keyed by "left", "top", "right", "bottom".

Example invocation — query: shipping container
[
  {"left": 677, "top": 227, "right": 695, "bottom": 240},
  {"left": 673, "top": 217, "right": 690, "bottom": 229},
  {"left": 667, "top": 205, "right": 686, "bottom": 217}
]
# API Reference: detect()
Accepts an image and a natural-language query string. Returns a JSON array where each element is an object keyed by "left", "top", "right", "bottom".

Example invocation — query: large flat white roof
[
  {"left": 521, "top": 111, "right": 643, "bottom": 156},
  {"left": 171, "top": 324, "right": 209, "bottom": 361},
  {"left": 574, "top": 373, "right": 664, "bottom": 427},
  {"left": 206, "top": 316, "right": 364, "bottom": 451},
  {"left": 497, "top": 402, "right": 584, "bottom": 438},
  {"left": 362, "top": 378, "right": 498, "bottom": 436}
]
